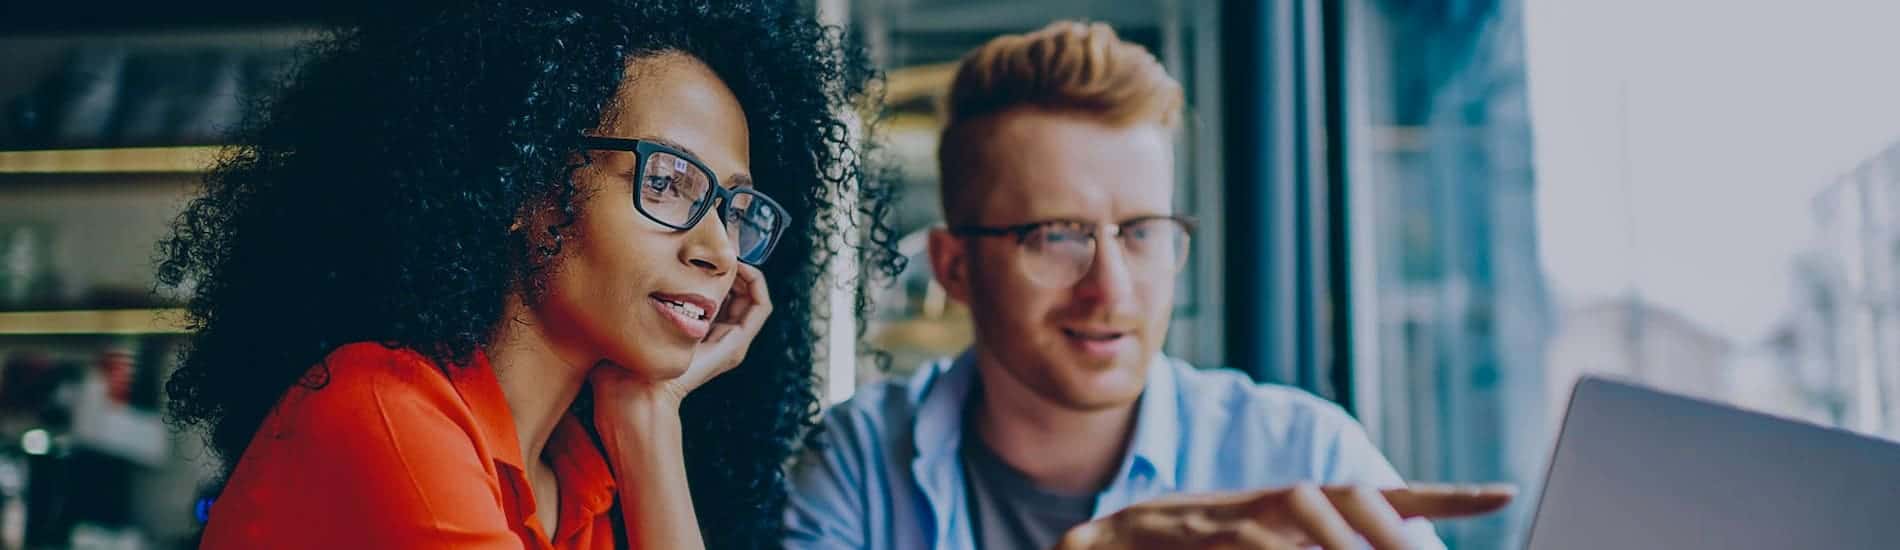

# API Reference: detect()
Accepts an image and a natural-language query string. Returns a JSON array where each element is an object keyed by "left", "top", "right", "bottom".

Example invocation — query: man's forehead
[{"left": 958, "top": 111, "right": 1175, "bottom": 222}]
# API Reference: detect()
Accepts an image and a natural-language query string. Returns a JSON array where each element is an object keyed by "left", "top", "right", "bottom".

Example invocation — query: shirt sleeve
[
  {"left": 1315, "top": 404, "right": 1448, "bottom": 550},
  {"left": 782, "top": 407, "right": 870, "bottom": 549},
  {"left": 204, "top": 362, "right": 524, "bottom": 549}
]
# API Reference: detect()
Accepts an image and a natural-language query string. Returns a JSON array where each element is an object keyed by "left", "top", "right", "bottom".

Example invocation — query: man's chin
[
  {"left": 1046, "top": 362, "right": 1148, "bottom": 409},
  {"left": 1051, "top": 387, "right": 1144, "bottom": 412}
]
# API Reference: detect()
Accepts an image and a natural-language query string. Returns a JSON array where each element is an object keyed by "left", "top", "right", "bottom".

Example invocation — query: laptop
[{"left": 1525, "top": 376, "right": 1900, "bottom": 549}]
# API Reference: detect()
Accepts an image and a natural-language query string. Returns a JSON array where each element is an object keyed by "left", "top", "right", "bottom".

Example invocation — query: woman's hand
[
  {"left": 1054, "top": 484, "right": 1514, "bottom": 550},
  {"left": 590, "top": 263, "right": 774, "bottom": 413},
  {"left": 586, "top": 264, "right": 772, "bottom": 550}
]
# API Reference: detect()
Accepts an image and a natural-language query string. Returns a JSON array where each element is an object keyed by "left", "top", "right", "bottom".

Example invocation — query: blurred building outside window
[{"left": 1351, "top": 0, "right": 1900, "bottom": 547}]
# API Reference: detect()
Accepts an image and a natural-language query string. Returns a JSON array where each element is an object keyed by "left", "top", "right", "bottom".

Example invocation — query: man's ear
[{"left": 927, "top": 227, "right": 973, "bottom": 305}]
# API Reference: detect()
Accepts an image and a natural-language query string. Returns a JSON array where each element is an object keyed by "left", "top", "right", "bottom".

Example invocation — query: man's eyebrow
[{"left": 727, "top": 173, "right": 754, "bottom": 189}]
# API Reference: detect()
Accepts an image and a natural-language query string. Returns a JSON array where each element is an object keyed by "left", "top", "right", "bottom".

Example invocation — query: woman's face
[{"left": 534, "top": 52, "right": 753, "bottom": 379}]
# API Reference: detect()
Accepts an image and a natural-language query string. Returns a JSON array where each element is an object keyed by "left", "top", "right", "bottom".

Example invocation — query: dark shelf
[{"left": 0, "top": 1, "right": 354, "bottom": 33}]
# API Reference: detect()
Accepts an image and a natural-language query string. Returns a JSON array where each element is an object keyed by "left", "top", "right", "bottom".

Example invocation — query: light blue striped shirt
[{"left": 784, "top": 352, "right": 1443, "bottom": 549}]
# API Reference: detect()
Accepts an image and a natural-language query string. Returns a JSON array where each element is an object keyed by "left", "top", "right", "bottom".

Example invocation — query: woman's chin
[{"left": 607, "top": 352, "right": 692, "bottom": 380}]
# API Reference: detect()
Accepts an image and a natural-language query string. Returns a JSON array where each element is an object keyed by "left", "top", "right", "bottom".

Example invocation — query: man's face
[{"left": 929, "top": 109, "right": 1179, "bottom": 411}]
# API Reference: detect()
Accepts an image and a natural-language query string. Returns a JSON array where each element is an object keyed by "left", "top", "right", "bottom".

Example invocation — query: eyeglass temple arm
[
  {"left": 947, "top": 224, "right": 1041, "bottom": 243},
  {"left": 578, "top": 135, "right": 642, "bottom": 150}
]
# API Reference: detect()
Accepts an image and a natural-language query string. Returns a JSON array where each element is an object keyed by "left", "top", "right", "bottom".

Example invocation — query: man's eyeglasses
[
  {"left": 950, "top": 215, "right": 1195, "bottom": 288},
  {"left": 580, "top": 136, "right": 789, "bottom": 265}
]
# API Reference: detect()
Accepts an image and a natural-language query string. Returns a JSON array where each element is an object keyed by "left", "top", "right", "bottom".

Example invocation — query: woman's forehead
[{"left": 603, "top": 53, "right": 751, "bottom": 180}]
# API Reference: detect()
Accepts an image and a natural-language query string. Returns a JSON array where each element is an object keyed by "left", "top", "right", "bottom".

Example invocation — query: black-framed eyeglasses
[
  {"left": 949, "top": 215, "right": 1196, "bottom": 288},
  {"left": 580, "top": 136, "right": 790, "bottom": 265}
]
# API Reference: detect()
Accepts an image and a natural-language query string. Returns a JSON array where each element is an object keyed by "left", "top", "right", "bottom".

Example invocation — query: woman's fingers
[
  {"left": 713, "top": 268, "right": 753, "bottom": 327},
  {"left": 706, "top": 265, "right": 768, "bottom": 340},
  {"left": 703, "top": 325, "right": 737, "bottom": 345},
  {"left": 681, "top": 265, "right": 773, "bottom": 388},
  {"left": 734, "top": 264, "right": 772, "bottom": 331}
]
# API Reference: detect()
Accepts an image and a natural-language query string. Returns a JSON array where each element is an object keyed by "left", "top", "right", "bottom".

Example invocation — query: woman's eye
[{"left": 643, "top": 174, "right": 678, "bottom": 195}]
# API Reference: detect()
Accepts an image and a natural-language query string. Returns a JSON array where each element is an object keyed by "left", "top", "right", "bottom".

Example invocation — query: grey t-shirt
[{"left": 960, "top": 421, "right": 1098, "bottom": 550}]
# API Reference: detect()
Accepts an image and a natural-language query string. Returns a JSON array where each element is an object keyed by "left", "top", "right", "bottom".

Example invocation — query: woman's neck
[{"left": 487, "top": 298, "right": 593, "bottom": 466}]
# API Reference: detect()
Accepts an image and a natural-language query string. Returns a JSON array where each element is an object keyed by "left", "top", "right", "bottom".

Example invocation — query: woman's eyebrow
[
  {"left": 633, "top": 135, "right": 749, "bottom": 188},
  {"left": 638, "top": 135, "right": 701, "bottom": 160}
]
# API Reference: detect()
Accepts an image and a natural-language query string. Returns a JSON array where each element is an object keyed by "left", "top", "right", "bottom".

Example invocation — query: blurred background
[{"left": 0, "top": 0, "right": 1895, "bottom": 548}]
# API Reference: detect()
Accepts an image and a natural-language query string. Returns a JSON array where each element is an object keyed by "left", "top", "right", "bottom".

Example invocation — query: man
[{"left": 785, "top": 21, "right": 1508, "bottom": 550}]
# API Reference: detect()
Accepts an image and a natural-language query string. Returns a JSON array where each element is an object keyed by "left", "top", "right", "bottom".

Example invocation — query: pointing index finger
[{"left": 1379, "top": 485, "right": 1516, "bottom": 520}]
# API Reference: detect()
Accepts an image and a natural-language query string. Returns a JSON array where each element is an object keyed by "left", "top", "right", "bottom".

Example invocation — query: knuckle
[
  {"left": 1276, "top": 483, "right": 1328, "bottom": 514},
  {"left": 1348, "top": 485, "right": 1385, "bottom": 506}
]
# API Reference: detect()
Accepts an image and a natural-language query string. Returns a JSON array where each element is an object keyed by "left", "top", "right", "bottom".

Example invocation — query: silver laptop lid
[{"left": 1525, "top": 376, "right": 1900, "bottom": 549}]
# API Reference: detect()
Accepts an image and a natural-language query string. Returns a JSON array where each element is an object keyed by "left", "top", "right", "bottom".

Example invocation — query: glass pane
[
  {"left": 640, "top": 150, "right": 711, "bottom": 226},
  {"left": 737, "top": 195, "right": 779, "bottom": 260},
  {"left": 1122, "top": 218, "right": 1185, "bottom": 272},
  {"left": 726, "top": 192, "right": 754, "bottom": 242}
]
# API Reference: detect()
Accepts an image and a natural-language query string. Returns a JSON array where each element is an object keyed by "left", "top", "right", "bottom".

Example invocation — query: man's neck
[{"left": 969, "top": 350, "right": 1141, "bottom": 495}]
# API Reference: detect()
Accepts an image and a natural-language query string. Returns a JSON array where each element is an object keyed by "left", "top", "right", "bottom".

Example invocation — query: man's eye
[{"left": 1044, "top": 228, "right": 1090, "bottom": 244}]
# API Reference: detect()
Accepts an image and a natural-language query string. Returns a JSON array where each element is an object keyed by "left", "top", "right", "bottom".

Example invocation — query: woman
[{"left": 159, "top": 1, "right": 897, "bottom": 548}]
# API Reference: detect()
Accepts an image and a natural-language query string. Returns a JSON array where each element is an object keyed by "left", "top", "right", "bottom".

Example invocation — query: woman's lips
[{"left": 651, "top": 293, "right": 713, "bottom": 340}]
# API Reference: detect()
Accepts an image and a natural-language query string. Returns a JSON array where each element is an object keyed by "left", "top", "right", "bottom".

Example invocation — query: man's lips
[
  {"left": 1062, "top": 327, "right": 1131, "bottom": 340},
  {"left": 1061, "top": 326, "right": 1136, "bottom": 358}
]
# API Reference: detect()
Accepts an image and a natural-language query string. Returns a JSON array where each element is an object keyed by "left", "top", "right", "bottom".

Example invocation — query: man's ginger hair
[{"left": 937, "top": 20, "right": 1183, "bottom": 224}]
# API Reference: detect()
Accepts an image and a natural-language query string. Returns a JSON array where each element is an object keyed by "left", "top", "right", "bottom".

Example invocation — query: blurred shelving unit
[
  {"left": 0, "top": 146, "right": 222, "bottom": 174},
  {"left": 0, "top": 308, "right": 189, "bottom": 335},
  {"left": 0, "top": 16, "right": 326, "bottom": 550},
  {"left": 0, "top": 147, "right": 206, "bottom": 335}
]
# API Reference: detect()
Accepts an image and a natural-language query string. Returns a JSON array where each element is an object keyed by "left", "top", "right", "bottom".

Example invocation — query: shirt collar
[
  {"left": 449, "top": 350, "right": 617, "bottom": 540},
  {"left": 546, "top": 415, "right": 617, "bottom": 540},
  {"left": 448, "top": 349, "right": 527, "bottom": 471},
  {"left": 1120, "top": 355, "right": 1180, "bottom": 491},
  {"left": 911, "top": 350, "right": 980, "bottom": 466},
  {"left": 910, "top": 350, "right": 1180, "bottom": 490}
]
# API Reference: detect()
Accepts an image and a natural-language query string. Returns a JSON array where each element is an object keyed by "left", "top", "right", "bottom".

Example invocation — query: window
[{"left": 1348, "top": 1, "right": 1900, "bottom": 547}]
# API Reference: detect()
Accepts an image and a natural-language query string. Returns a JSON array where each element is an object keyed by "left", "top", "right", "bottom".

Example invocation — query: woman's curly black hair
[{"left": 157, "top": 1, "right": 900, "bottom": 547}]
